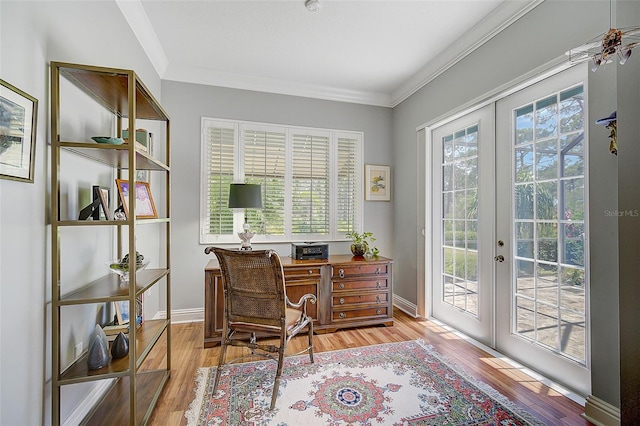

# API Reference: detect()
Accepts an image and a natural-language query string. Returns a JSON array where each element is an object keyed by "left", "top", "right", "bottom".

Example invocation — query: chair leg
[
  {"left": 212, "top": 338, "right": 228, "bottom": 397},
  {"left": 270, "top": 341, "right": 286, "bottom": 410},
  {"left": 308, "top": 321, "right": 314, "bottom": 363}
]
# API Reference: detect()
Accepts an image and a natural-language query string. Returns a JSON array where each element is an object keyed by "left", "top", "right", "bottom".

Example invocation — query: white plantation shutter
[
  {"left": 336, "top": 134, "right": 362, "bottom": 234},
  {"left": 200, "top": 118, "right": 362, "bottom": 243},
  {"left": 291, "top": 132, "right": 330, "bottom": 235},
  {"left": 202, "top": 120, "right": 236, "bottom": 237},
  {"left": 242, "top": 126, "right": 286, "bottom": 235}
]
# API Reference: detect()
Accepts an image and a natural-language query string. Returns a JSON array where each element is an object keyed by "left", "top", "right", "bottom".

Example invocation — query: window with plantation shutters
[
  {"left": 336, "top": 134, "right": 361, "bottom": 234},
  {"left": 201, "top": 119, "right": 236, "bottom": 238},
  {"left": 243, "top": 126, "right": 286, "bottom": 236},
  {"left": 200, "top": 118, "right": 363, "bottom": 244},
  {"left": 291, "top": 132, "right": 330, "bottom": 235}
]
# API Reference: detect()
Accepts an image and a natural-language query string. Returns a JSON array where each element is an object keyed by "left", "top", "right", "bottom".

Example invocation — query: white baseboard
[
  {"left": 583, "top": 395, "right": 620, "bottom": 426},
  {"left": 153, "top": 307, "right": 204, "bottom": 323},
  {"left": 392, "top": 294, "right": 419, "bottom": 318},
  {"left": 62, "top": 379, "right": 114, "bottom": 426}
]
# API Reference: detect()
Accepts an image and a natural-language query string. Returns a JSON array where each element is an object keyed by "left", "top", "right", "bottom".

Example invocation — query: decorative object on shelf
[
  {"left": 228, "top": 183, "right": 263, "bottom": 250},
  {"left": 364, "top": 164, "right": 391, "bottom": 201},
  {"left": 596, "top": 111, "right": 618, "bottom": 155},
  {"left": 91, "top": 136, "right": 124, "bottom": 145},
  {"left": 115, "top": 179, "right": 158, "bottom": 219},
  {"left": 122, "top": 128, "right": 151, "bottom": 152},
  {"left": 87, "top": 324, "right": 109, "bottom": 370},
  {"left": 78, "top": 198, "right": 102, "bottom": 220},
  {"left": 107, "top": 251, "right": 148, "bottom": 282},
  {"left": 110, "top": 332, "right": 129, "bottom": 359},
  {"left": 114, "top": 206, "right": 126, "bottom": 220},
  {"left": 0, "top": 79, "right": 37, "bottom": 183},
  {"left": 346, "top": 231, "right": 376, "bottom": 257}
]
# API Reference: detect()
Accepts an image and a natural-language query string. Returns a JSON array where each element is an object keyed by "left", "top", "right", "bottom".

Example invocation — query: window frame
[{"left": 200, "top": 117, "right": 364, "bottom": 244}]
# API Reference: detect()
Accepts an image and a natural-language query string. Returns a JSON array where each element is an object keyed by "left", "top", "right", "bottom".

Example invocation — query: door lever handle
[{"left": 494, "top": 255, "right": 505, "bottom": 262}]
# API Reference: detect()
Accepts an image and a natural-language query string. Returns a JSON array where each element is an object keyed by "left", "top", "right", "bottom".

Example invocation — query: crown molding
[
  {"left": 162, "top": 65, "right": 393, "bottom": 107},
  {"left": 115, "top": 0, "right": 169, "bottom": 77},
  {"left": 118, "top": 0, "right": 542, "bottom": 108},
  {"left": 391, "top": 0, "right": 544, "bottom": 107}
]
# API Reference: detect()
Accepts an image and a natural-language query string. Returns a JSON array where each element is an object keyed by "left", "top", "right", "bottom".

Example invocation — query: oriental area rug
[{"left": 185, "top": 340, "right": 545, "bottom": 425}]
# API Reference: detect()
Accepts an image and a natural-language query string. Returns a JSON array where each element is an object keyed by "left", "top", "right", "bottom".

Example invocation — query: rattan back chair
[{"left": 206, "top": 247, "right": 317, "bottom": 410}]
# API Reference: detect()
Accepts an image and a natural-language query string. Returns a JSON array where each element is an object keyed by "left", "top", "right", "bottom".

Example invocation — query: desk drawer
[
  {"left": 284, "top": 266, "right": 322, "bottom": 281},
  {"left": 332, "top": 292, "right": 388, "bottom": 307},
  {"left": 332, "top": 306, "right": 389, "bottom": 321},
  {"left": 331, "top": 263, "right": 388, "bottom": 278},
  {"left": 332, "top": 278, "right": 388, "bottom": 292}
]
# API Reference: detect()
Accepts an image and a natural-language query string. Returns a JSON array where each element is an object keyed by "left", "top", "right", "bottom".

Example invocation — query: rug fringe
[{"left": 184, "top": 367, "right": 210, "bottom": 426}]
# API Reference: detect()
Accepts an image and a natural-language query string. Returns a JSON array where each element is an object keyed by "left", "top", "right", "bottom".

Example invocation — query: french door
[
  {"left": 495, "top": 65, "right": 590, "bottom": 396},
  {"left": 431, "top": 105, "right": 495, "bottom": 344},
  {"left": 431, "top": 65, "right": 590, "bottom": 396}
]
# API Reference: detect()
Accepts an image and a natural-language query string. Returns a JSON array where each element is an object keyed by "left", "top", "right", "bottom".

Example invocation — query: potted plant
[{"left": 345, "top": 231, "right": 376, "bottom": 257}]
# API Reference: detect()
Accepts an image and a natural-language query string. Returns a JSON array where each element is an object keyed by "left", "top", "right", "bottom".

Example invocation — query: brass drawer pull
[
  {"left": 339, "top": 312, "right": 346, "bottom": 318},
  {"left": 308, "top": 269, "right": 313, "bottom": 274},
  {"left": 376, "top": 281, "right": 381, "bottom": 289},
  {"left": 376, "top": 309, "right": 382, "bottom": 315},
  {"left": 338, "top": 283, "right": 345, "bottom": 289},
  {"left": 339, "top": 269, "right": 345, "bottom": 278},
  {"left": 339, "top": 298, "right": 345, "bottom": 304},
  {"left": 376, "top": 295, "right": 381, "bottom": 303},
  {"left": 375, "top": 267, "right": 380, "bottom": 275}
]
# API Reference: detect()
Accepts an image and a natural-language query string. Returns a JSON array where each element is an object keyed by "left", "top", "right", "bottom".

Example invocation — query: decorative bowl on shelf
[
  {"left": 91, "top": 136, "right": 125, "bottom": 145},
  {"left": 107, "top": 259, "right": 149, "bottom": 282}
]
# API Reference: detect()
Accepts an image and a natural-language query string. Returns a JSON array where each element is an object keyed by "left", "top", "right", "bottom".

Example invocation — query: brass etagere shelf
[{"left": 50, "top": 61, "right": 171, "bottom": 425}]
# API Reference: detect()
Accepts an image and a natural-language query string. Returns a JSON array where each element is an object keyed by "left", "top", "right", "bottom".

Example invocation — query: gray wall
[
  {"left": 616, "top": 1, "right": 640, "bottom": 421},
  {"left": 161, "top": 81, "right": 393, "bottom": 311},
  {"left": 0, "top": 1, "right": 161, "bottom": 424},
  {"left": 391, "top": 0, "right": 623, "bottom": 410}
]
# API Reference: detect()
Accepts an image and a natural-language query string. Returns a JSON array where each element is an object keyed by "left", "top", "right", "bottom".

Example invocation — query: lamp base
[{"left": 237, "top": 231, "right": 255, "bottom": 250}]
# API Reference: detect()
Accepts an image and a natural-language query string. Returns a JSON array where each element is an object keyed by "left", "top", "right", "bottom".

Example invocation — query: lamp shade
[{"left": 228, "top": 184, "right": 263, "bottom": 209}]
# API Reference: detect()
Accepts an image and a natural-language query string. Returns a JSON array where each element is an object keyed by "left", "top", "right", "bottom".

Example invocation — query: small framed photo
[
  {"left": 365, "top": 164, "right": 391, "bottom": 201},
  {"left": 114, "top": 300, "right": 130, "bottom": 325},
  {"left": 92, "top": 185, "right": 112, "bottom": 220},
  {"left": 0, "top": 79, "right": 38, "bottom": 183},
  {"left": 116, "top": 179, "right": 158, "bottom": 219},
  {"left": 113, "top": 296, "right": 143, "bottom": 326}
]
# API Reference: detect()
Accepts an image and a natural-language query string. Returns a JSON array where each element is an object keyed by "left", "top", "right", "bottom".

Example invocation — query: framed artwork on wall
[
  {"left": 0, "top": 79, "right": 38, "bottom": 183},
  {"left": 365, "top": 164, "right": 391, "bottom": 201}
]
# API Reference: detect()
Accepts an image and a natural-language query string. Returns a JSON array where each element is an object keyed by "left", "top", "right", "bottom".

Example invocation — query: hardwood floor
[{"left": 146, "top": 309, "right": 592, "bottom": 425}]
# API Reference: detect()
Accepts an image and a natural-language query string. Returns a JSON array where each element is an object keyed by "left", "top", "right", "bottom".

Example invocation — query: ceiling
[{"left": 116, "top": 0, "right": 541, "bottom": 107}]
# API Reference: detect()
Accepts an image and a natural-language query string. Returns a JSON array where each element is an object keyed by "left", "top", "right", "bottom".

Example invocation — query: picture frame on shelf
[
  {"left": 0, "top": 79, "right": 38, "bottom": 183},
  {"left": 365, "top": 164, "right": 391, "bottom": 201},
  {"left": 92, "top": 185, "right": 112, "bottom": 220},
  {"left": 115, "top": 179, "right": 158, "bottom": 219},
  {"left": 113, "top": 296, "right": 143, "bottom": 326}
]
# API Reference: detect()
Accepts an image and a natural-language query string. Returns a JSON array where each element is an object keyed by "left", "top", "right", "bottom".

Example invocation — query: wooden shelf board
[
  {"left": 57, "top": 62, "right": 169, "bottom": 121},
  {"left": 58, "top": 142, "right": 169, "bottom": 171},
  {"left": 58, "top": 269, "right": 169, "bottom": 304},
  {"left": 80, "top": 370, "right": 170, "bottom": 426},
  {"left": 59, "top": 320, "right": 169, "bottom": 384}
]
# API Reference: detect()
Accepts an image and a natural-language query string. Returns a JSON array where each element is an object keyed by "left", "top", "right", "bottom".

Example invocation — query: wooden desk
[{"left": 203, "top": 254, "right": 393, "bottom": 347}]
